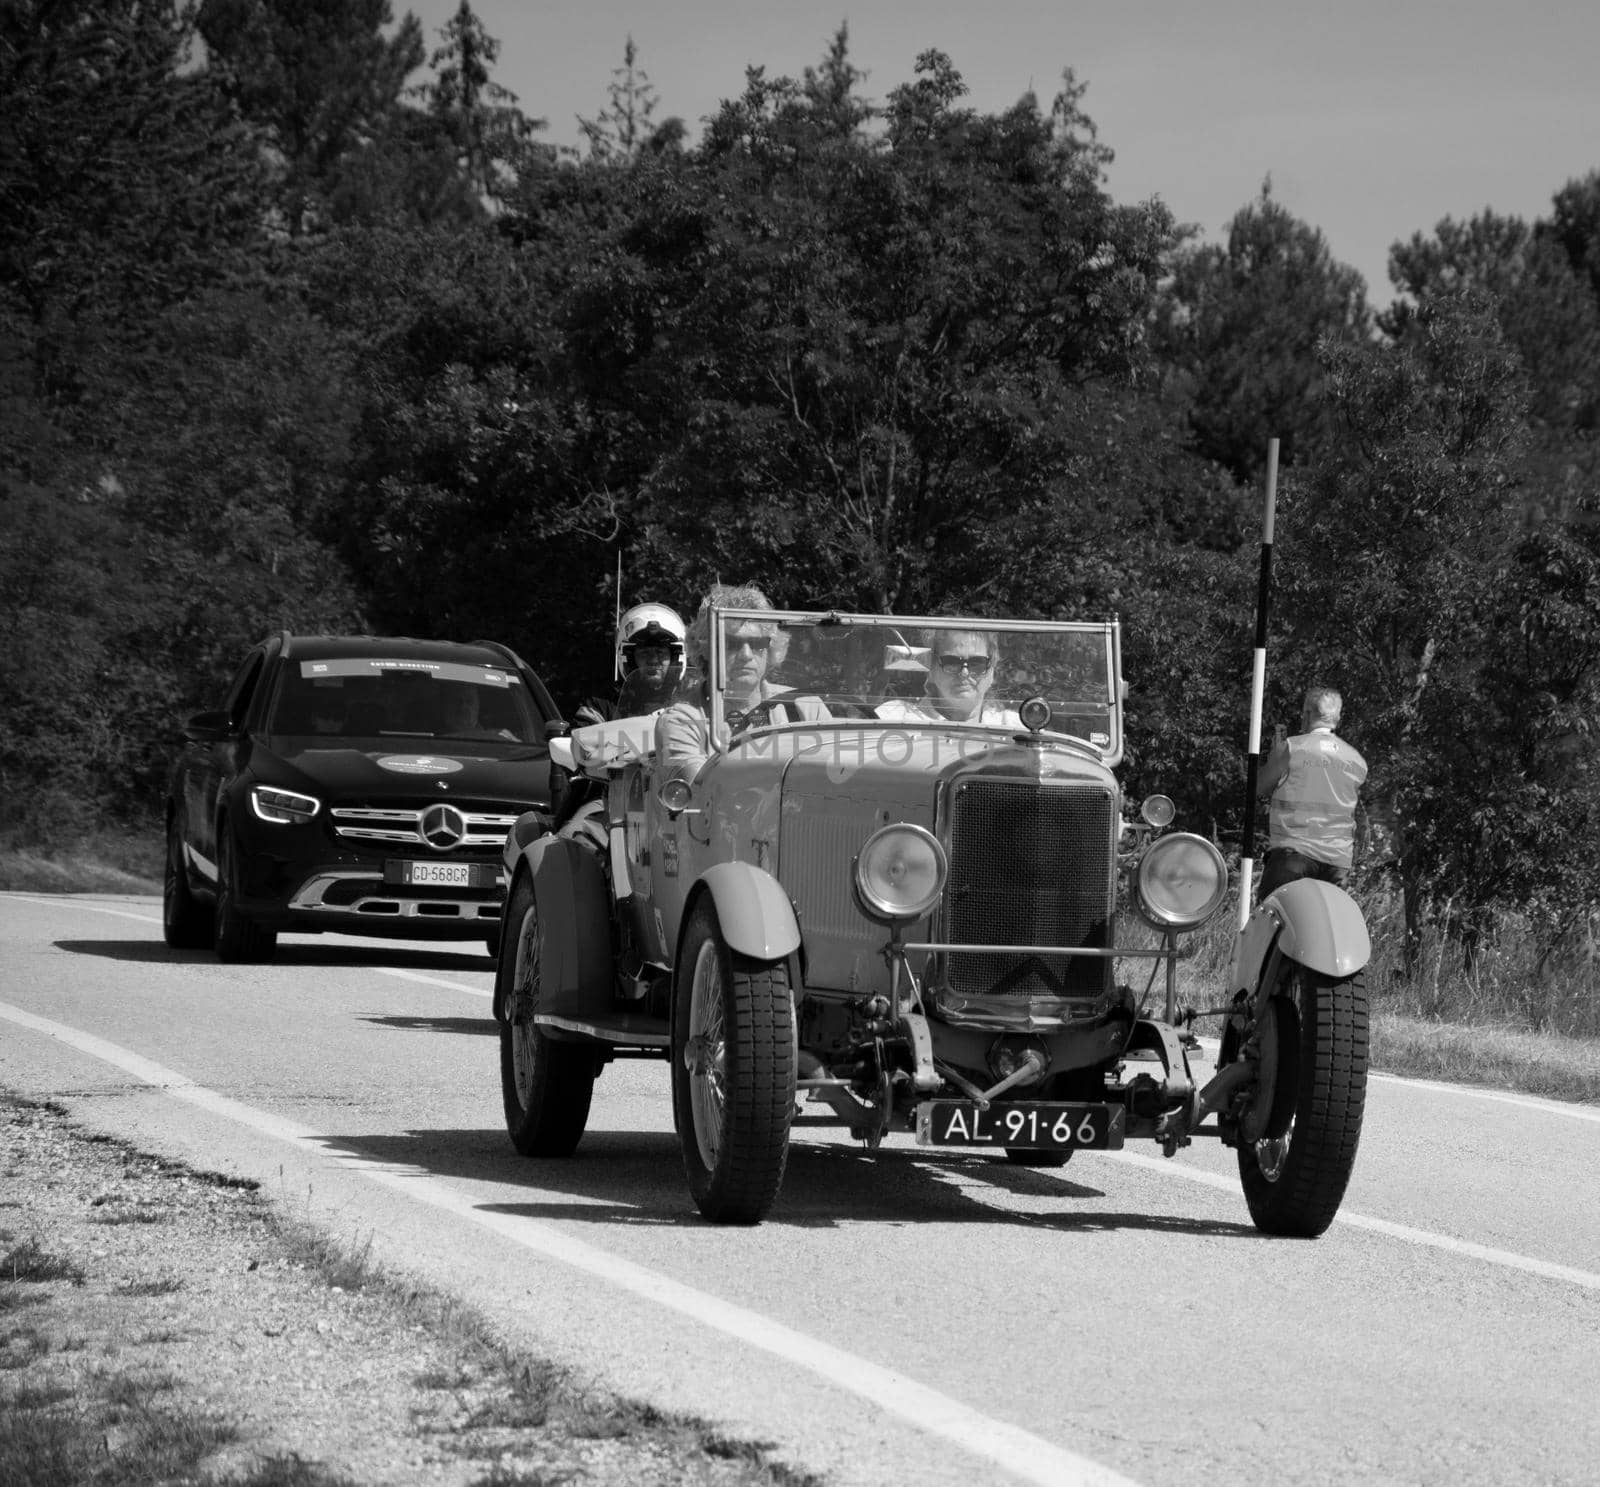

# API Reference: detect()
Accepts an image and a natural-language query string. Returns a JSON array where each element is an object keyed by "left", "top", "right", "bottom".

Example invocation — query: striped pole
[{"left": 1238, "top": 437, "right": 1279, "bottom": 926}]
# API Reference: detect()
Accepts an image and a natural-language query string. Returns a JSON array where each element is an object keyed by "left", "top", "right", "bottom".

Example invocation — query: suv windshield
[
  {"left": 707, "top": 611, "right": 1120, "bottom": 756},
  {"left": 269, "top": 658, "right": 546, "bottom": 745}
]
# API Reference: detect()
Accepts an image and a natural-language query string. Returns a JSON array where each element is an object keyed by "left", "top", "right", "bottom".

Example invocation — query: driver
[
  {"left": 875, "top": 630, "right": 1021, "bottom": 726},
  {"left": 657, "top": 583, "right": 826, "bottom": 784}
]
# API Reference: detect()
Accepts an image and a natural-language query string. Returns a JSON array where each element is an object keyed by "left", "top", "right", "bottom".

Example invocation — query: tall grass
[{"left": 1171, "top": 879, "right": 1599, "bottom": 1038}]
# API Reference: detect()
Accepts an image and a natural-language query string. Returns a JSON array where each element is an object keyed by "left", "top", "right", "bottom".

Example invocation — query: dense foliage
[{"left": 2, "top": 2, "right": 1596, "bottom": 957}]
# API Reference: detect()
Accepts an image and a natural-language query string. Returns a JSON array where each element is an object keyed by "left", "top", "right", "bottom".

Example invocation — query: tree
[
  {"left": 1386, "top": 207, "right": 1600, "bottom": 438},
  {"left": 424, "top": 0, "right": 546, "bottom": 208},
  {"left": 2, "top": 0, "right": 264, "bottom": 327},
  {"left": 1153, "top": 182, "right": 1372, "bottom": 485},
  {"left": 1544, "top": 170, "right": 1600, "bottom": 306},
  {"left": 593, "top": 49, "right": 1182, "bottom": 614},
  {"left": 197, "top": 0, "right": 425, "bottom": 236},
  {"left": 578, "top": 35, "right": 683, "bottom": 162},
  {"left": 1268, "top": 297, "right": 1600, "bottom": 962}
]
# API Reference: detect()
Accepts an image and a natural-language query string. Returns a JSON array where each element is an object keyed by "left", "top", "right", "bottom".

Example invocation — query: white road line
[
  {"left": 3, "top": 894, "right": 165, "bottom": 925},
  {"left": 1098, "top": 1149, "right": 1600, "bottom": 1291},
  {"left": 1368, "top": 1071, "right": 1600, "bottom": 1124},
  {"left": 373, "top": 967, "right": 492, "bottom": 998},
  {"left": 0, "top": 1001, "right": 1138, "bottom": 1487}
]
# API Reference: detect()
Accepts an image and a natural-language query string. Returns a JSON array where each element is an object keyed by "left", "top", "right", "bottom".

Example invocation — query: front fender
[
  {"left": 697, "top": 860, "right": 802, "bottom": 963},
  {"left": 1230, "top": 877, "right": 1371, "bottom": 994},
  {"left": 494, "top": 834, "right": 613, "bottom": 1021},
  {"left": 502, "top": 809, "right": 548, "bottom": 877}
]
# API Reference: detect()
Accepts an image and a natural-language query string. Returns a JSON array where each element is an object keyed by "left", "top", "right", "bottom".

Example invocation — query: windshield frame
[{"left": 706, "top": 608, "right": 1124, "bottom": 765}]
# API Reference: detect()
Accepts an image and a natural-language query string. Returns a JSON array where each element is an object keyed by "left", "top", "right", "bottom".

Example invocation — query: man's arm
[
  {"left": 655, "top": 703, "right": 710, "bottom": 786},
  {"left": 1256, "top": 736, "right": 1290, "bottom": 800}
]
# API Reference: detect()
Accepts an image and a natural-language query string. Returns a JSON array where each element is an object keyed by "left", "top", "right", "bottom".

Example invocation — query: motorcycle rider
[
  {"left": 576, "top": 602, "right": 687, "bottom": 725},
  {"left": 615, "top": 603, "right": 687, "bottom": 715}
]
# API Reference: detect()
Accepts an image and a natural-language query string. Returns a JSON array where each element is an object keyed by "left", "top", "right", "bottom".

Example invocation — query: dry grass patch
[
  {"left": 1372, "top": 1011, "right": 1600, "bottom": 1104},
  {"left": 2, "top": 1091, "right": 824, "bottom": 1486}
]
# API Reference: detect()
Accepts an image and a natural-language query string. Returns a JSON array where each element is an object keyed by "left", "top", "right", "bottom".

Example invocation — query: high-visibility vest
[{"left": 1268, "top": 729, "right": 1369, "bottom": 867}]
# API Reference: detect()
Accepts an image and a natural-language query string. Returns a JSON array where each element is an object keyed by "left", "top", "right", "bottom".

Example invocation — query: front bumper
[{"left": 229, "top": 814, "right": 508, "bottom": 939}]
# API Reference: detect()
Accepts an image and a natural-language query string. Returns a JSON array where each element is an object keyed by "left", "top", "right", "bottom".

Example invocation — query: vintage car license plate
[
  {"left": 916, "top": 1102, "right": 1125, "bottom": 1150},
  {"left": 385, "top": 860, "right": 484, "bottom": 888}
]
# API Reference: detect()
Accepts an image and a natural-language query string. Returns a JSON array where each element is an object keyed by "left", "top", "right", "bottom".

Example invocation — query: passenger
[
  {"left": 875, "top": 630, "right": 1021, "bottom": 726},
  {"left": 656, "top": 583, "right": 825, "bottom": 785}
]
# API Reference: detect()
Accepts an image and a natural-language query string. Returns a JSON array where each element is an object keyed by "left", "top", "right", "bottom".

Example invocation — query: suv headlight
[
  {"left": 855, "top": 824, "right": 947, "bottom": 922},
  {"left": 1135, "top": 832, "right": 1227, "bottom": 930},
  {"left": 250, "top": 785, "right": 321, "bottom": 825}
]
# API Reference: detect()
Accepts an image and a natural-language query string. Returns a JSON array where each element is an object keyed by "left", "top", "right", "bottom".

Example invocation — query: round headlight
[
  {"left": 1018, "top": 696, "right": 1052, "bottom": 732},
  {"left": 1141, "top": 794, "right": 1176, "bottom": 828},
  {"left": 855, "top": 824, "right": 947, "bottom": 921},
  {"left": 1136, "top": 832, "right": 1228, "bottom": 930}
]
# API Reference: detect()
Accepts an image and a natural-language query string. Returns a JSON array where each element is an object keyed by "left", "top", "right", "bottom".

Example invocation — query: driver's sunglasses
[
  {"left": 936, "top": 653, "right": 993, "bottom": 675},
  {"left": 727, "top": 635, "right": 772, "bottom": 654}
]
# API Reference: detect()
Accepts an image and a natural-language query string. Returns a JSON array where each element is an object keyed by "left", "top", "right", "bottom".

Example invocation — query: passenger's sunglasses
[
  {"left": 727, "top": 635, "right": 772, "bottom": 654},
  {"left": 936, "top": 653, "right": 993, "bottom": 675}
]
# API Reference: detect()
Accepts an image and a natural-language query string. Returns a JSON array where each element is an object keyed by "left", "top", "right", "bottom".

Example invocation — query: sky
[{"left": 400, "top": 0, "right": 1598, "bottom": 306}]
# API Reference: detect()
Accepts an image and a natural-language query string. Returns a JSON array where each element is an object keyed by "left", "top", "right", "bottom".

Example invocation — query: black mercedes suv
[{"left": 164, "top": 633, "right": 563, "bottom": 962}]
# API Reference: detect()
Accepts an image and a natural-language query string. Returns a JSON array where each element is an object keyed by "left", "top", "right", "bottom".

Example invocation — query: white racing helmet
[{"left": 615, "top": 602, "right": 686, "bottom": 675}]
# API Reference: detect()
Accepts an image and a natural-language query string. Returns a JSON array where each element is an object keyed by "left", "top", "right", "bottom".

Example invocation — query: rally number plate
[
  {"left": 916, "top": 1102, "right": 1125, "bottom": 1150},
  {"left": 385, "top": 860, "right": 487, "bottom": 889}
]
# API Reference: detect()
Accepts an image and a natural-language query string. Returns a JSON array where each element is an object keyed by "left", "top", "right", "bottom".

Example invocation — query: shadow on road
[
  {"left": 315, "top": 1124, "right": 1258, "bottom": 1237},
  {"left": 359, "top": 1014, "right": 496, "bottom": 1036},
  {"left": 52, "top": 939, "right": 492, "bottom": 974}
]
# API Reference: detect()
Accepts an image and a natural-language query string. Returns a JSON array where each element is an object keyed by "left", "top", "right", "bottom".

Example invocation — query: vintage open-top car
[{"left": 494, "top": 607, "right": 1370, "bottom": 1233}]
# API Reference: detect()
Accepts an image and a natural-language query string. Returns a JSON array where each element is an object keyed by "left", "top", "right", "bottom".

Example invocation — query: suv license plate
[
  {"left": 387, "top": 860, "right": 484, "bottom": 888},
  {"left": 916, "top": 1102, "right": 1125, "bottom": 1150}
]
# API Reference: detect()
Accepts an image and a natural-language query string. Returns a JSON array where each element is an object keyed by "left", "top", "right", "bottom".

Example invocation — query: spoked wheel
[
  {"left": 671, "top": 901, "right": 795, "bottom": 1224},
  {"left": 1238, "top": 960, "right": 1369, "bottom": 1237},
  {"left": 497, "top": 873, "right": 597, "bottom": 1157},
  {"left": 162, "top": 817, "right": 212, "bottom": 950},
  {"left": 212, "top": 828, "right": 276, "bottom": 963}
]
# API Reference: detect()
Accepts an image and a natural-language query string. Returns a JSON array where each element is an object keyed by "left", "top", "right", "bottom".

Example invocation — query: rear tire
[
  {"left": 498, "top": 873, "right": 597, "bottom": 1157},
  {"left": 671, "top": 902, "right": 795, "bottom": 1224},
  {"left": 1238, "top": 962, "right": 1368, "bottom": 1237},
  {"left": 213, "top": 829, "right": 276, "bottom": 964},
  {"left": 162, "top": 817, "right": 212, "bottom": 950}
]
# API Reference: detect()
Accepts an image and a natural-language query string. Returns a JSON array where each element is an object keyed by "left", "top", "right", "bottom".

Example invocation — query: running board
[{"left": 534, "top": 1012, "right": 670, "bottom": 1049}]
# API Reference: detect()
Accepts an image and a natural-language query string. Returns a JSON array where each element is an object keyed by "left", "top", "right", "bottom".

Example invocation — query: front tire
[
  {"left": 162, "top": 817, "right": 212, "bottom": 950},
  {"left": 671, "top": 902, "right": 795, "bottom": 1224},
  {"left": 213, "top": 828, "right": 276, "bottom": 964},
  {"left": 1238, "top": 962, "right": 1369, "bottom": 1237},
  {"left": 498, "top": 873, "right": 598, "bottom": 1157}
]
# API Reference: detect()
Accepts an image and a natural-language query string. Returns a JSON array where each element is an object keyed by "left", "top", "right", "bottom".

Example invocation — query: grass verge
[
  {"left": 2, "top": 1092, "right": 822, "bottom": 1487},
  {"left": 0, "top": 829, "right": 161, "bottom": 894}
]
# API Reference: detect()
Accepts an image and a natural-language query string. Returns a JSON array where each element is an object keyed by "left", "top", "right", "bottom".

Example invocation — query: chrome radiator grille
[
  {"left": 329, "top": 806, "right": 516, "bottom": 851},
  {"left": 942, "top": 777, "right": 1116, "bottom": 998}
]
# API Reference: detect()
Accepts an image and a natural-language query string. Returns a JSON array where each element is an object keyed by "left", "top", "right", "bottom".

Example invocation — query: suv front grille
[
  {"left": 330, "top": 806, "right": 517, "bottom": 851},
  {"left": 943, "top": 777, "right": 1116, "bottom": 999}
]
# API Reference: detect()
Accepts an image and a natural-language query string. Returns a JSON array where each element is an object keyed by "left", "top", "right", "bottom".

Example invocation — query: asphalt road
[{"left": 3, "top": 892, "right": 1598, "bottom": 1487}]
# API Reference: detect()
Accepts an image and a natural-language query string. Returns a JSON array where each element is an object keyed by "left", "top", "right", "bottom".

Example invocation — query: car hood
[{"left": 263, "top": 739, "right": 552, "bottom": 809}]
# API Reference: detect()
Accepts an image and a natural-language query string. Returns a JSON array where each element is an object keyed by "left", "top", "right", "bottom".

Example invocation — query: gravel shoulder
[{"left": 1, "top": 1092, "right": 816, "bottom": 1487}]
